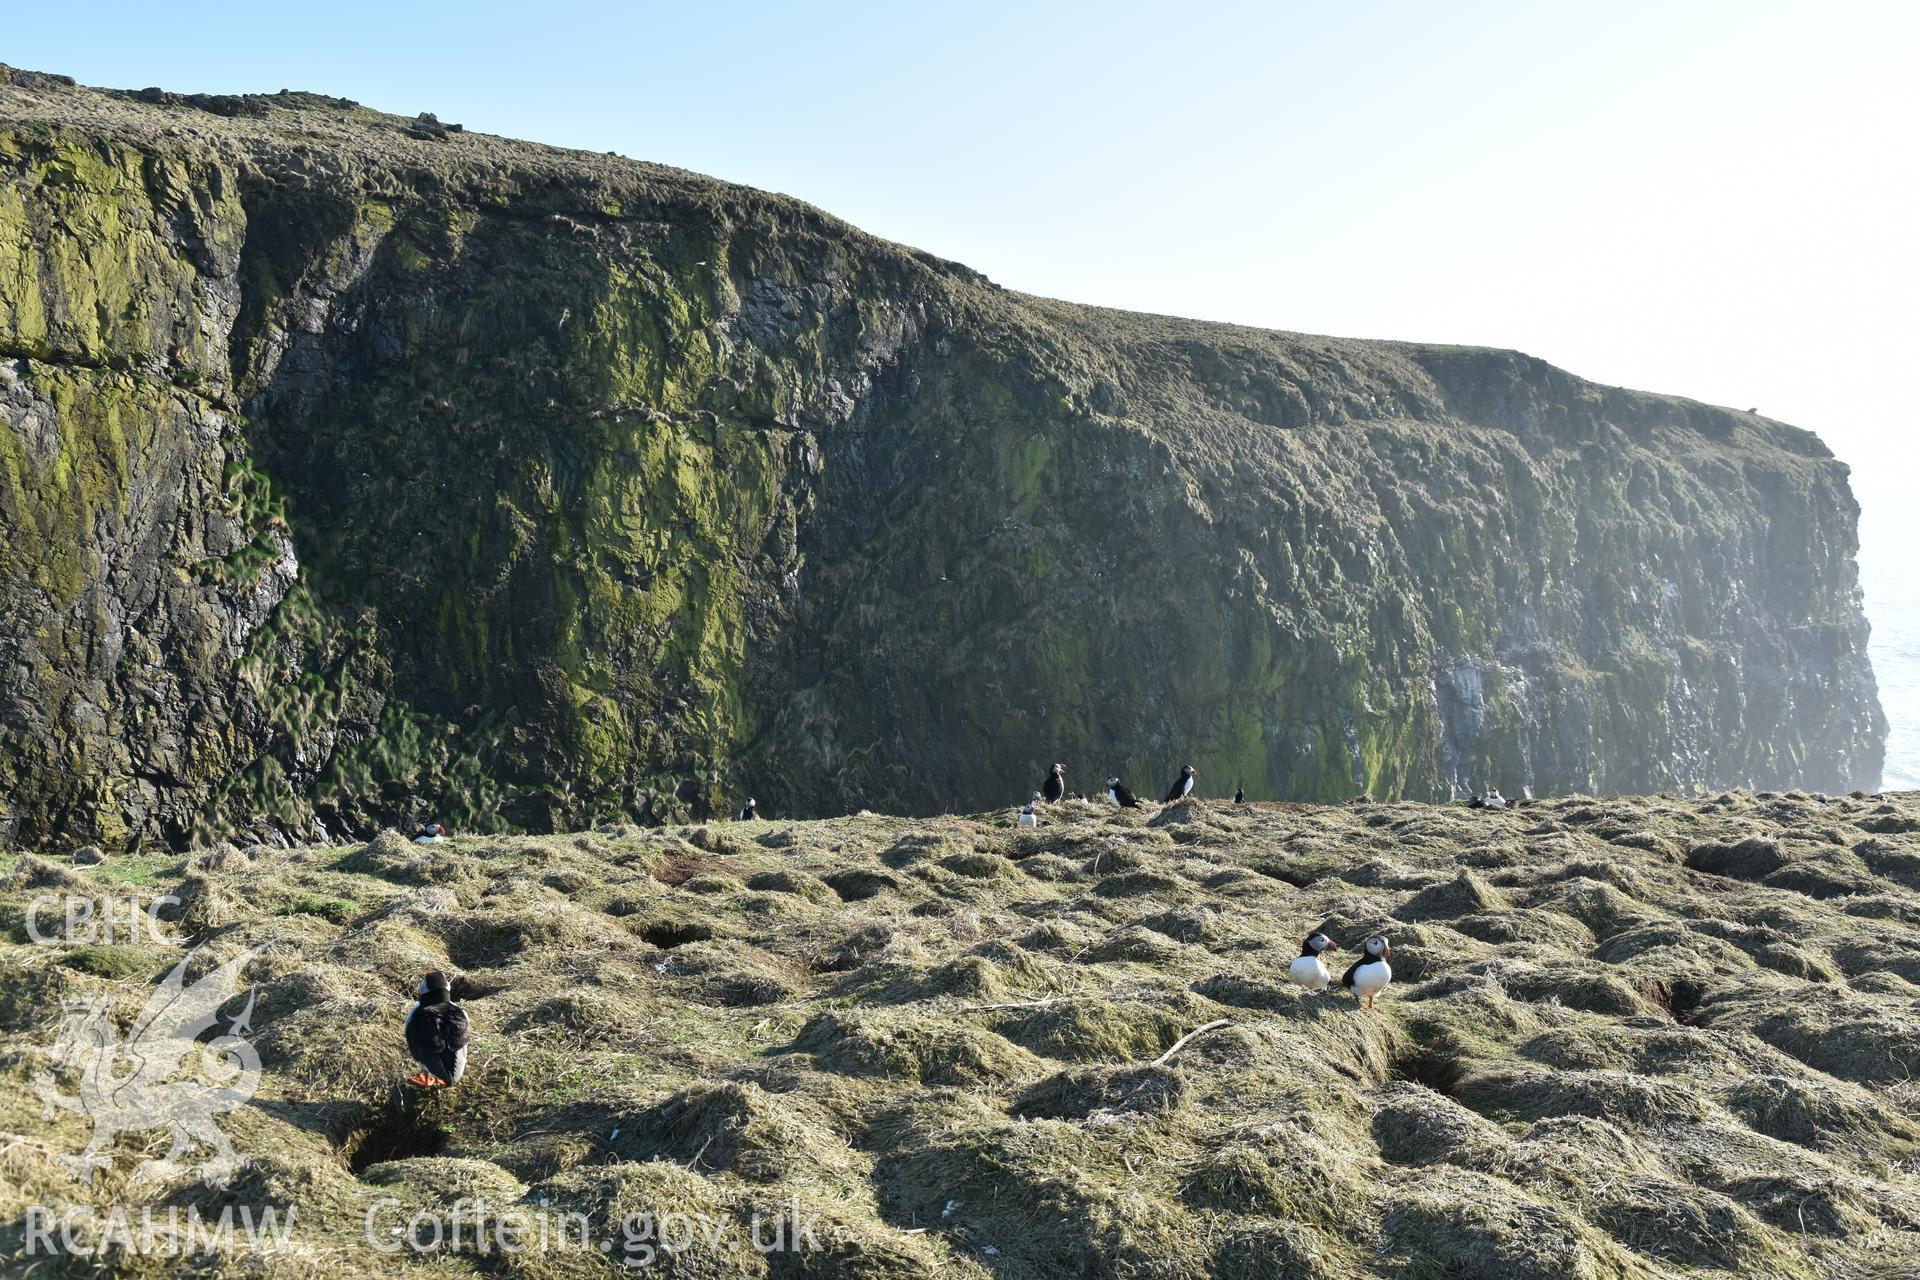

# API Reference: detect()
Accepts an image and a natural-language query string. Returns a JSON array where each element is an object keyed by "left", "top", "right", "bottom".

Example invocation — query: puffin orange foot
[{"left": 406, "top": 1071, "right": 446, "bottom": 1087}]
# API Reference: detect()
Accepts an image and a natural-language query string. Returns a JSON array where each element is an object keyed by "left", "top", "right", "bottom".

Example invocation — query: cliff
[{"left": 0, "top": 67, "right": 1886, "bottom": 848}]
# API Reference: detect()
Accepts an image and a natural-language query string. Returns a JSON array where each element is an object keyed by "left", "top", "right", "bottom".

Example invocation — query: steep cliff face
[{"left": 0, "top": 69, "right": 1885, "bottom": 848}]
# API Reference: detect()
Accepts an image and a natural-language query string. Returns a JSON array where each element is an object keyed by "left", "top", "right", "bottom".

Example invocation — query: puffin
[
  {"left": 1288, "top": 932, "right": 1339, "bottom": 992},
  {"left": 413, "top": 822, "right": 447, "bottom": 844},
  {"left": 404, "top": 971, "right": 471, "bottom": 1087},
  {"left": 1483, "top": 789, "right": 1508, "bottom": 810},
  {"left": 1041, "top": 763, "right": 1066, "bottom": 804},
  {"left": 1106, "top": 777, "right": 1143, "bottom": 809},
  {"left": 1234, "top": 784, "right": 1245, "bottom": 804},
  {"left": 738, "top": 798, "right": 759, "bottom": 821},
  {"left": 1018, "top": 795, "right": 1040, "bottom": 828},
  {"left": 1163, "top": 764, "right": 1196, "bottom": 804},
  {"left": 1340, "top": 936, "right": 1393, "bottom": 1010}
]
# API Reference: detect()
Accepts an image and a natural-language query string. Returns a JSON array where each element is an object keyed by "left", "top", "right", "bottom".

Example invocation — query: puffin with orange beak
[{"left": 1340, "top": 936, "right": 1393, "bottom": 1009}]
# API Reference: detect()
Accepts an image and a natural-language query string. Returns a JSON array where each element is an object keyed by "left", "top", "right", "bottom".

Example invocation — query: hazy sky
[{"left": 11, "top": 1, "right": 1916, "bottom": 583}]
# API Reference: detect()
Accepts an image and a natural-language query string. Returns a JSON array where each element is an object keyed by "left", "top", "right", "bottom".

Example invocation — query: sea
[{"left": 1866, "top": 560, "right": 1920, "bottom": 791}]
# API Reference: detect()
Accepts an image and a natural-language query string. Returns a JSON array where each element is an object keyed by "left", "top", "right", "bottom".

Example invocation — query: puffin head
[
  {"left": 1052, "top": 762, "right": 1065, "bottom": 775},
  {"left": 1106, "top": 776, "right": 1121, "bottom": 787},
  {"left": 418, "top": 970, "right": 452, "bottom": 1000},
  {"left": 1304, "top": 932, "right": 1337, "bottom": 955},
  {"left": 1364, "top": 936, "right": 1390, "bottom": 959}
]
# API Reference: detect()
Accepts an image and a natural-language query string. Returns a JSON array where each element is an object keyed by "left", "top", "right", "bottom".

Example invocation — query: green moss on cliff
[
  {"left": 0, "top": 78, "right": 1886, "bottom": 848},
  {"left": 0, "top": 129, "right": 239, "bottom": 378}
]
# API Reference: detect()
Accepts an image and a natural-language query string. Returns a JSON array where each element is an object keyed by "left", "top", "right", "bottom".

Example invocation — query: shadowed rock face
[{"left": 0, "top": 66, "right": 1886, "bottom": 848}]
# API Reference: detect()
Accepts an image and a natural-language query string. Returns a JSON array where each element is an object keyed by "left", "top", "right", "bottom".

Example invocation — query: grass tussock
[{"left": 2, "top": 790, "right": 1918, "bottom": 1275}]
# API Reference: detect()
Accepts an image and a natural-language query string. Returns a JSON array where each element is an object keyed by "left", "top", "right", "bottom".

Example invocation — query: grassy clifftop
[{"left": 2, "top": 788, "right": 1918, "bottom": 1276}]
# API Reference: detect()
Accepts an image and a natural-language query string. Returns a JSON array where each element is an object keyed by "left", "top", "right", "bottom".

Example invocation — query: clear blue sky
[{"left": 10, "top": 1, "right": 1917, "bottom": 582}]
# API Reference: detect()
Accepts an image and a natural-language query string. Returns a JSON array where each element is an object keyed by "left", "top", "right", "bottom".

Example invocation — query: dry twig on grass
[{"left": 1151, "top": 1018, "right": 1232, "bottom": 1067}]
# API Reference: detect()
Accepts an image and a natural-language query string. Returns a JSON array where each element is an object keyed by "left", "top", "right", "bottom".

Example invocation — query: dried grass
[{"left": 4, "top": 791, "right": 1919, "bottom": 1275}]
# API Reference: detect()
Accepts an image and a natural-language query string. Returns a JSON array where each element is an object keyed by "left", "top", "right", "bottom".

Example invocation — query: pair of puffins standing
[{"left": 1290, "top": 933, "right": 1392, "bottom": 1008}]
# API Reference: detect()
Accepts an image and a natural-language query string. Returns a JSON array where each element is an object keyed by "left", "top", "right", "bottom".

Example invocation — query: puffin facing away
[
  {"left": 1341, "top": 936, "right": 1393, "bottom": 1009},
  {"left": 405, "top": 971, "right": 471, "bottom": 1087},
  {"left": 1041, "top": 763, "right": 1066, "bottom": 803},
  {"left": 1164, "top": 764, "right": 1196, "bottom": 804},
  {"left": 1289, "top": 932, "right": 1339, "bottom": 992},
  {"left": 1106, "top": 777, "right": 1143, "bottom": 808},
  {"left": 1234, "top": 784, "right": 1245, "bottom": 804},
  {"left": 738, "top": 798, "right": 759, "bottom": 821}
]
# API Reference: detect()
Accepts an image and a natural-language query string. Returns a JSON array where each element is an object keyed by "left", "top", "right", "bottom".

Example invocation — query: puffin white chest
[
  {"left": 1288, "top": 954, "right": 1331, "bottom": 991},
  {"left": 1350, "top": 959, "right": 1391, "bottom": 999}
]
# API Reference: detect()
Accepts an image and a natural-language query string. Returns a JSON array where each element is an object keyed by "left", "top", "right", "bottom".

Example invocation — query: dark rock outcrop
[{"left": 0, "top": 69, "right": 1886, "bottom": 848}]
